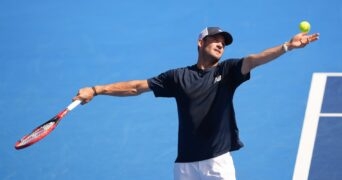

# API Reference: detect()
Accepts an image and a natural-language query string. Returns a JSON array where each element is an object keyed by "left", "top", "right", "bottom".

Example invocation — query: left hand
[{"left": 288, "top": 32, "right": 320, "bottom": 50}]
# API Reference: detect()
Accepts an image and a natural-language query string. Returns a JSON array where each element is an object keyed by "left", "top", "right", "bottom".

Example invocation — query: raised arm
[
  {"left": 73, "top": 80, "right": 150, "bottom": 104},
  {"left": 241, "top": 32, "right": 320, "bottom": 75}
]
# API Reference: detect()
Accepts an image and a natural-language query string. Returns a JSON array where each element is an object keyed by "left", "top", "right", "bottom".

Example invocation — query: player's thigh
[
  {"left": 200, "top": 152, "right": 236, "bottom": 180},
  {"left": 174, "top": 162, "right": 201, "bottom": 180}
]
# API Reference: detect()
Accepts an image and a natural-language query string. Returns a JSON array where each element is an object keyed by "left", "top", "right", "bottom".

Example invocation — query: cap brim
[{"left": 219, "top": 32, "right": 233, "bottom": 46}]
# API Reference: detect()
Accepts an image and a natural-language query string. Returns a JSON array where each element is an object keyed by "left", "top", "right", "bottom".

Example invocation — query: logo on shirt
[{"left": 214, "top": 75, "right": 222, "bottom": 83}]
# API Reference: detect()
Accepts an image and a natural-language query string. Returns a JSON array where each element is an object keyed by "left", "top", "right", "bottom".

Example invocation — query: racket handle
[{"left": 67, "top": 100, "right": 82, "bottom": 111}]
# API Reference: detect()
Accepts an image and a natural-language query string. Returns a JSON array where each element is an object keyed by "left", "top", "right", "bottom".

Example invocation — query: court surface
[
  {"left": 1, "top": 0, "right": 342, "bottom": 179},
  {"left": 293, "top": 73, "right": 342, "bottom": 180}
]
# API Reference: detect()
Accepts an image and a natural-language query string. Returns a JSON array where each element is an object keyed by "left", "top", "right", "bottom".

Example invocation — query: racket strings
[
  {"left": 15, "top": 102, "right": 80, "bottom": 150},
  {"left": 17, "top": 121, "right": 56, "bottom": 146}
]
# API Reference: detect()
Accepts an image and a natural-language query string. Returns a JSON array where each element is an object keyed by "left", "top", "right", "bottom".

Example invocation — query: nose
[{"left": 217, "top": 43, "right": 223, "bottom": 49}]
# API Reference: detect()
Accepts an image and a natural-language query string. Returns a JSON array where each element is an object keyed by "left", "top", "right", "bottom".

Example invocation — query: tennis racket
[{"left": 14, "top": 100, "right": 82, "bottom": 150}]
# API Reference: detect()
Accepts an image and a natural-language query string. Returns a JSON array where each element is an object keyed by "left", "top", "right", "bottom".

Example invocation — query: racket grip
[{"left": 67, "top": 100, "right": 82, "bottom": 111}]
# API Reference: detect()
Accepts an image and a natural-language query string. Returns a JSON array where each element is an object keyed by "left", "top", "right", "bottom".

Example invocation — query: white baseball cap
[{"left": 198, "top": 27, "right": 233, "bottom": 46}]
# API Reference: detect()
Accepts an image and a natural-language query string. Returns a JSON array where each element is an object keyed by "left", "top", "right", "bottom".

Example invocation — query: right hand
[{"left": 72, "top": 87, "right": 96, "bottom": 105}]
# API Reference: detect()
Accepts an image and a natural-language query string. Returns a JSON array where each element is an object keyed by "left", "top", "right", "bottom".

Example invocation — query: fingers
[
  {"left": 73, "top": 96, "right": 91, "bottom": 105},
  {"left": 72, "top": 96, "right": 87, "bottom": 105},
  {"left": 72, "top": 87, "right": 94, "bottom": 105},
  {"left": 72, "top": 95, "right": 86, "bottom": 105},
  {"left": 298, "top": 32, "right": 319, "bottom": 46},
  {"left": 308, "top": 33, "right": 320, "bottom": 42},
  {"left": 303, "top": 32, "right": 319, "bottom": 41},
  {"left": 304, "top": 33, "right": 319, "bottom": 45}
]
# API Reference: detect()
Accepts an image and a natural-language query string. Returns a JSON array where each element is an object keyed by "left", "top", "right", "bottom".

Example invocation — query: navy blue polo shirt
[{"left": 147, "top": 58, "right": 250, "bottom": 162}]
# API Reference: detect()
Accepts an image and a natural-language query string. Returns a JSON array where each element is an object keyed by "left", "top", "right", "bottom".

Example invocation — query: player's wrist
[
  {"left": 91, "top": 86, "right": 98, "bottom": 96},
  {"left": 282, "top": 42, "right": 293, "bottom": 52},
  {"left": 282, "top": 43, "right": 288, "bottom": 52}
]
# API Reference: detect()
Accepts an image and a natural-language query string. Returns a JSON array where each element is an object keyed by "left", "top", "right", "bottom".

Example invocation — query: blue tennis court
[
  {"left": 294, "top": 74, "right": 342, "bottom": 180},
  {"left": 1, "top": 0, "right": 341, "bottom": 180}
]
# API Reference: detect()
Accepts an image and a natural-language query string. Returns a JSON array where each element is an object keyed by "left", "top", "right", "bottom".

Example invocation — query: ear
[{"left": 198, "top": 39, "right": 204, "bottom": 48}]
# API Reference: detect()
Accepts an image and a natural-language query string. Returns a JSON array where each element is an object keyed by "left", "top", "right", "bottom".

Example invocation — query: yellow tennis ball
[{"left": 299, "top": 21, "right": 311, "bottom": 33}]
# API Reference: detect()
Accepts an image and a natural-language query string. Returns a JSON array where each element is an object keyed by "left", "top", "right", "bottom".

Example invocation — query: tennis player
[{"left": 73, "top": 27, "right": 319, "bottom": 180}]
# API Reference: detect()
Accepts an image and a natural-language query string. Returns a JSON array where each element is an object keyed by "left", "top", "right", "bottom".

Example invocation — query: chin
[
  {"left": 206, "top": 52, "right": 222, "bottom": 63},
  {"left": 212, "top": 53, "right": 222, "bottom": 61},
  {"left": 213, "top": 55, "right": 222, "bottom": 62}
]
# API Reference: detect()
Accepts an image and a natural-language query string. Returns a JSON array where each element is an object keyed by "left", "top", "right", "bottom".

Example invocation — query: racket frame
[{"left": 14, "top": 100, "right": 81, "bottom": 150}]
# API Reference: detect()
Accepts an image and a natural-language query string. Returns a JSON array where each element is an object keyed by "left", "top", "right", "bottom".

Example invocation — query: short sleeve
[
  {"left": 220, "top": 58, "right": 250, "bottom": 87},
  {"left": 147, "top": 69, "right": 176, "bottom": 97}
]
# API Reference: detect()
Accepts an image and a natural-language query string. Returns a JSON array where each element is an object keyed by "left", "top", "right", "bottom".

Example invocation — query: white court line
[
  {"left": 320, "top": 113, "right": 342, "bottom": 117},
  {"left": 292, "top": 73, "right": 327, "bottom": 180},
  {"left": 293, "top": 72, "right": 342, "bottom": 180}
]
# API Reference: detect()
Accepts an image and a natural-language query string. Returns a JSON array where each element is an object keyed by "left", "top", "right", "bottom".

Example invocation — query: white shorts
[{"left": 174, "top": 152, "right": 236, "bottom": 180}]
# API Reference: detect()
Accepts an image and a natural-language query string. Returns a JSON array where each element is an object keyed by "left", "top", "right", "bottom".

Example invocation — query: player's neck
[{"left": 197, "top": 56, "right": 219, "bottom": 70}]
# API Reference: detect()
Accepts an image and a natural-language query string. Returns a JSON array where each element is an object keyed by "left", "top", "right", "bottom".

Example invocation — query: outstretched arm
[
  {"left": 73, "top": 80, "right": 150, "bottom": 104},
  {"left": 241, "top": 32, "right": 320, "bottom": 75}
]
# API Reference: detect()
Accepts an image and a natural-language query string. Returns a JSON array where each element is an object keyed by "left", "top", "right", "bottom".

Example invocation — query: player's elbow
[
  {"left": 130, "top": 88, "right": 144, "bottom": 96},
  {"left": 130, "top": 80, "right": 150, "bottom": 96},
  {"left": 242, "top": 55, "right": 257, "bottom": 74}
]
